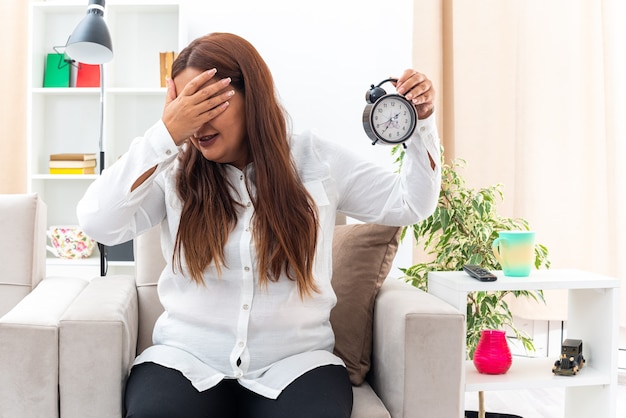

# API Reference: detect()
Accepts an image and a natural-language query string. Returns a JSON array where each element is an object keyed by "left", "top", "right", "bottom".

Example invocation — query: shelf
[
  {"left": 47, "top": 256, "right": 134, "bottom": 268},
  {"left": 108, "top": 87, "right": 166, "bottom": 95},
  {"left": 108, "top": 3, "right": 180, "bottom": 14},
  {"left": 465, "top": 357, "right": 610, "bottom": 392},
  {"left": 32, "top": 174, "right": 98, "bottom": 180},
  {"left": 428, "top": 269, "right": 620, "bottom": 418},
  {"left": 29, "top": 1, "right": 182, "bottom": 277},
  {"left": 46, "top": 255, "right": 100, "bottom": 266},
  {"left": 31, "top": 88, "right": 100, "bottom": 95},
  {"left": 30, "top": 1, "right": 182, "bottom": 89},
  {"left": 108, "top": 261, "right": 135, "bottom": 268},
  {"left": 31, "top": 87, "right": 166, "bottom": 95}
]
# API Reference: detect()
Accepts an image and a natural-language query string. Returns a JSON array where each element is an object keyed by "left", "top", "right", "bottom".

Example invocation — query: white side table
[{"left": 428, "top": 269, "right": 620, "bottom": 418}]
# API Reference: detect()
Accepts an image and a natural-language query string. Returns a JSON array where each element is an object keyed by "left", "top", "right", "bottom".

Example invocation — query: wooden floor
[{"left": 463, "top": 372, "right": 626, "bottom": 417}]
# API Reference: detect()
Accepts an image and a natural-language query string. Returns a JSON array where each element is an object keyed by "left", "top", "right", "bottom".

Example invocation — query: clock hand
[
  {"left": 379, "top": 106, "right": 404, "bottom": 133},
  {"left": 384, "top": 111, "right": 402, "bottom": 129},
  {"left": 391, "top": 112, "right": 401, "bottom": 128},
  {"left": 378, "top": 119, "right": 392, "bottom": 134}
]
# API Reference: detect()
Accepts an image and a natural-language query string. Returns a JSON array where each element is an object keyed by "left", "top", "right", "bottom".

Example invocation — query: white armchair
[{"left": 55, "top": 223, "right": 466, "bottom": 418}]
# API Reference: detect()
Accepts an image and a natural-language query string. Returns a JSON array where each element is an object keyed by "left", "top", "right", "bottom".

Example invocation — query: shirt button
[
  {"left": 420, "top": 126, "right": 426, "bottom": 133},
  {"left": 240, "top": 174, "right": 244, "bottom": 180},
  {"left": 235, "top": 371, "right": 243, "bottom": 378},
  {"left": 165, "top": 149, "right": 172, "bottom": 155},
  {"left": 246, "top": 202, "right": 252, "bottom": 207},
  {"left": 238, "top": 341, "right": 245, "bottom": 347},
  {"left": 243, "top": 304, "right": 249, "bottom": 310},
  {"left": 244, "top": 266, "right": 250, "bottom": 272}
]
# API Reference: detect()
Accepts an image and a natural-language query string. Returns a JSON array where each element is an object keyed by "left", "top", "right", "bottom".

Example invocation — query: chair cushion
[
  {"left": 352, "top": 382, "right": 391, "bottom": 418},
  {"left": 330, "top": 223, "right": 401, "bottom": 385}
]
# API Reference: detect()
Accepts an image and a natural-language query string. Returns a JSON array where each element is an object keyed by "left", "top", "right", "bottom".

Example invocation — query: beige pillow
[{"left": 330, "top": 223, "right": 401, "bottom": 385}]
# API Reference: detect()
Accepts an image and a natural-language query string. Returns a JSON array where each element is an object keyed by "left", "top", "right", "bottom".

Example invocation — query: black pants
[{"left": 124, "top": 362, "right": 353, "bottom": 418}]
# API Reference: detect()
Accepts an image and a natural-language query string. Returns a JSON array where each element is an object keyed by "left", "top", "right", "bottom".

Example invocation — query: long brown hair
[{"left": 171, "top": 33, "right": 319, "bottom": 298}]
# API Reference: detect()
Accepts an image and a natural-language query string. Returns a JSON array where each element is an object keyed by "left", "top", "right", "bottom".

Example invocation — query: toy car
[{"left": 552, "top": 338, "right": 585, "bottom": 376}]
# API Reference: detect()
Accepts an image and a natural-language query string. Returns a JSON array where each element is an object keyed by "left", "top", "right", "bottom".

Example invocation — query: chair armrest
[
  {"left": 369, "top": 278, "right": 465, "bottom": 418},
  {"left": 0, "top": 276, "right": 88, "bottom": 418},
  {"left": 59, "top": 275, "right": 138, "bottom": 418}
]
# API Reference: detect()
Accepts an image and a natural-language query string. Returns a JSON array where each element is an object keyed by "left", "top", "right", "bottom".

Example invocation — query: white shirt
[{"left": 77, "top": 115, "right": 441, "bottom": 399}]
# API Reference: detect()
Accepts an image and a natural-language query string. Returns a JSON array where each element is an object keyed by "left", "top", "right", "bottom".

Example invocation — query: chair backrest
[
  {"left": 0, "top": 193, "right": 47, "bottom": 317},
  {"left": 134, "top": 225, "right": 166, "bottom": 353}
]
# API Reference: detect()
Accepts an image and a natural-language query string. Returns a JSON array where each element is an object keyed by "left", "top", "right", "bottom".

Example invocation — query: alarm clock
[{"left": 362, "top": 78, "right": 417, "bottom": 146}]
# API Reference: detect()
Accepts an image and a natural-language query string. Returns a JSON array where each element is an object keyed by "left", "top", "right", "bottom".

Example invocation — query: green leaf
[{"left": 440, "top": 209, "right": 451, "bottom": 232}]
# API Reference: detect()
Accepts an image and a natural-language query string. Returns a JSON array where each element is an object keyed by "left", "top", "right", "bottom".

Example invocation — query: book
[
  {"left": 43, "top": 53, "right": 71, "bottom": 88},
  {"left": 49, "top": 159, "right": 97, "bottom": 169},
  {"left": 49, "top": 153, "right": 97, "bottom": 161},
  {"left": 76, "top": 63, "right": 100, "bottom": 87},
  {"left": 160, "top": 51, "right": 178, "bottom": 87},
  {"left": 49, "top": 167, "right": 96, "bottom": 175}
]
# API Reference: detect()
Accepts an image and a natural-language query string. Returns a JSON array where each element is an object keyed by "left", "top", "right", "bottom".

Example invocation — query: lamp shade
[{"left": 65, "top": 0, "right": 113, "bottom": 65}]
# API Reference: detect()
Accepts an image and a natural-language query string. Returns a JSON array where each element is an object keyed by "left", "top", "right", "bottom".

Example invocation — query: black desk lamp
[{"left": 65, "top": 0, "right": 113, "bottom": 276}]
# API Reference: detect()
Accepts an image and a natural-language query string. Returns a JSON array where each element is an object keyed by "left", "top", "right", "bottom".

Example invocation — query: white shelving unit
[
  {"left": 28, "top": 1, "right": 185, "bottom": 277},
  {"left": 428, "top": 269, "right": 620, "bottom": 418}
]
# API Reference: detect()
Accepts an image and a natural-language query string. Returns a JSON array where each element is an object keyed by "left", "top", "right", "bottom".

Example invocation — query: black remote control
[{"left": 463, "top": 265, "right": 497, "bottom": 282}]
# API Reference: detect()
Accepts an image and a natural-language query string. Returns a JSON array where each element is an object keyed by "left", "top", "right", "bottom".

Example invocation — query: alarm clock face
[{"left": 364, "top": 94, "right": 417, "bottom": 145}]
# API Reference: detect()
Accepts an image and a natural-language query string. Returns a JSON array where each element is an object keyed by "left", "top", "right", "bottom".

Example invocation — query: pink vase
[{"left": 473, "top": 329, "right": 512, "bottom": 374}]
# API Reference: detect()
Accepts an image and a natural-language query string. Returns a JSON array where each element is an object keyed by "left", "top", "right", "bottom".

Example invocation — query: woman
[{"left": 78, "top": 32, "right": 440, "bottom": 418}]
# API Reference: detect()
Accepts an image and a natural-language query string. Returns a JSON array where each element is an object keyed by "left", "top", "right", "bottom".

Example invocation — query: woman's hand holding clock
[{"left": 394, "top": 69, "right": 435, "bottom": 120}]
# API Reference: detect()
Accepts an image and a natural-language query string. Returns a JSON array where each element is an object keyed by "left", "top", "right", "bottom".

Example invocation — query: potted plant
[{"left": 392, "top": 148, "right": 551, "bottom": 418}]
